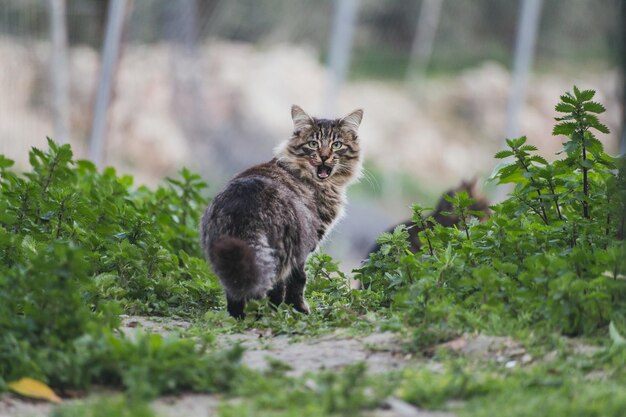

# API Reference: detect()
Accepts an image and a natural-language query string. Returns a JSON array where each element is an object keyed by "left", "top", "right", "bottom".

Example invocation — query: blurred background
[{"left": 1, "top": 0, "right": 624, "bottom": 268}]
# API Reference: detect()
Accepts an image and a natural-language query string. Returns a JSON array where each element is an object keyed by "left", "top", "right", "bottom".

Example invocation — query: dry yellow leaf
[{"left": 7, "top": 378, "right": 62, "bottom": 404}]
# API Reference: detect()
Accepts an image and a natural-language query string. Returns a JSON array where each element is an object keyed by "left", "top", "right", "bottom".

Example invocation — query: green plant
[
  {"left": 353, "top": 225, "right": 414, "bottom": 303},
  {"left": 552, "top": 86, "right": 612, "bottom": 219},
  {"left": 411, "top": 204, "right": 435, "bottom": 255},
  {"left": 0, "top": 139, "right": 222, "bottom": 317},
  {"left": 362, "top": 87, "right": 625, "bottom": 340},
  {"left": 0, "top": 140, "right": 235, "bottom": 396}
]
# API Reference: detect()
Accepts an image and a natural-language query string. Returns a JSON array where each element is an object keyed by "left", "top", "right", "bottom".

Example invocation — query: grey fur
[{"left": 201, "top": 106, "right": 363, "bottom": 318}]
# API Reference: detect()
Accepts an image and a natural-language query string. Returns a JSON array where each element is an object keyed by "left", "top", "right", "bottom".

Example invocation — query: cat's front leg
[{"left": 285, "top": 264, "right": 310, "bottom": 314}]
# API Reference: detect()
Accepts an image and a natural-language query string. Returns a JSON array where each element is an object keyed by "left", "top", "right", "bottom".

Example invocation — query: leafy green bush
[
  {"left": 357, "top": 87, "right": 626, "bottom": 339},
  {"left": 0, "top": 141, "right": 235, "bottom": 395},
  {"left": 0, "top": 140, "right": 221, "bottom": 316}
]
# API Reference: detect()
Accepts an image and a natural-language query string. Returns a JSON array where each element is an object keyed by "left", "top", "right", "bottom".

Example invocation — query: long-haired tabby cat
[{"left": 201, "top": 105, "right": 363, "bottom": 318}]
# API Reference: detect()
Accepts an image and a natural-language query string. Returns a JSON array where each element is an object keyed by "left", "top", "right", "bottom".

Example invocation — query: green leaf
[
  {"left": 580, "top": 159, "right": 594, "bottom": 169},
  {"left": 576, "top": 88, "right": 595, "bottom": 101},
  {"left": 506, "top": 136, "right": 527, "bottom": 148},
  {"left": 585, "top": 136, "right": 605, "bottom": 155},
  {"left": 592, "top": 122, "right": 610, "bottom": 135},
  {"left": 552, "top": 122, "right": 576, "bottom": 136},
  {"left": 530, "top": 156, "right": 549, "bottom": 165},
  {"left": 0, "top": 155, "right": 15, "bottom": 169},
  {"left": 494, "top": 150, "right": 514, "bottom": 159},
  {"left": 582, "top": 101, "right": 606, "bottom": 113},
  {"left": 562, "top": 140, "right": 579, "bottom": 155},
  {"left": 559, "top": 93, "right": 576, "bottom": 105},
  {"left": 497, "top": 169, "right": 525, "bottom": 185},
  {"left": 468, "top": 210, "right": 485, "bottom": 217},
  {"left": 554, "top": 114, "right": 576, "bottom": 122},
  {"left": 76, "top": 160, "right": 97, "bottom": 173},
  {"left": 554, "top": 102, "right": 576, "bottom": 113}
]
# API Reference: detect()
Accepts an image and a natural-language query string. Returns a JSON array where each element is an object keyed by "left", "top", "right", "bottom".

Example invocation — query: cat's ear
[
  {"left": 291, "top": 105, "right": 314, "bottom": 133},
  {"left": 464, "top": 177, "right": 478, "bottom": 194},
  {"left": 340, "top": 109, "right": 363, "bottom": 136}
]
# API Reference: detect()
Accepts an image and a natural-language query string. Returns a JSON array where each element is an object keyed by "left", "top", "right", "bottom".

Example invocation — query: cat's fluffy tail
[{"left": 209, "top": 236, "right": 261, "bottom": 301}]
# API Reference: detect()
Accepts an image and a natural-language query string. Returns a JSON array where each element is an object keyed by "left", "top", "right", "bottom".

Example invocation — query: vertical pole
[
  {"left": 166, "top": 0, "right": 209, "bottom": 146},
  {"left": 494, "top": 0, "right": 543, "bottom": 201},
  {"left": 164, "top": 0, "right": 198, "bottom": 52},
  {"left": 49, "top": 0, "right": 70, "bottom": 144},
  {"left": 406, "top": 0, "right": 444, "bottom": 86},
  {"left": 503, "top": 0, "right": 543, "bottom": 140},
  {"left": 89, "top": 0, "right": 131, "bottom": 168},
  {"left": 323, "top": 0, "right": 360, "bottom": 116},
  {"left": 617, "top": 0, "right": 626, "bottom": 157}
]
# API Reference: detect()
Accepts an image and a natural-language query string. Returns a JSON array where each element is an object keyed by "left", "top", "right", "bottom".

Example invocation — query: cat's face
[{"left": 277, "top": 105, "right": 363, "bottom": 185}]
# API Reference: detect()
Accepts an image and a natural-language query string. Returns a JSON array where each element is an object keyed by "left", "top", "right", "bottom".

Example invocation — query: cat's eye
[
  {"left": 308, "top": 140, "right": 320, "bottom": 149},
  {"left": 331, "top": 141, "right": 343, "bottom": 150}
]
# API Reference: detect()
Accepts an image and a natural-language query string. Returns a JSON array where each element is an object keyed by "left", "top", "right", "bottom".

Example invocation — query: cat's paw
[{"left": 294, "top": 300, "right": 310, "bottom": 314}]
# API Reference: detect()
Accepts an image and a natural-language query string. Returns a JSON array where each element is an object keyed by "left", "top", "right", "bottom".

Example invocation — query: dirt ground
[{"left": 0, "top": 315, "right": 549, "bottom": 417}]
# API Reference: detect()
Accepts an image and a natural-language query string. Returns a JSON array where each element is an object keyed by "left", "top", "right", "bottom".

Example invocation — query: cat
[
  {"left": 201, "top": 105, "right": 363, "bottom": 318},
  {"left": 367, "top": 179, "right": 490, "bottom": 256}
]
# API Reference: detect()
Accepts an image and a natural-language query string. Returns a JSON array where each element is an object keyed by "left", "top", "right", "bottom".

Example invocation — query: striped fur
[{"left": 202, "top": 105, "right": 363, "bottom": 318}]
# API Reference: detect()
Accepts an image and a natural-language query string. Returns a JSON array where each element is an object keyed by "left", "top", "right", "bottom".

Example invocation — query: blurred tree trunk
[
  {"left": 164, "top": 0, "right": 198, "bottom": 51},
  {"left": 165, "top": 0, "right": 210, "bottom": 146},
  {"left": 89, "top": 0, "right": 132, "bottom": 167},
  {"left": 618, "top": 0, "right": 626, "bottom": 155},
  {"left": 49, "top": 0, "right": 70, "bottom": 144},
  {"left": 406, "top": 0, "right": 444, "bottom": 87},
  {"left": 496, "top": 0, "right": 543, "bottom": 202},
  {"left": 504, "top": 0, "right": 543, "bottom": 140},
  {"left": 95, "top": 0, "right": 110, "bottom": 44},
  {"left": 323, "top": 0, "right": 360, "bottom": 116}
]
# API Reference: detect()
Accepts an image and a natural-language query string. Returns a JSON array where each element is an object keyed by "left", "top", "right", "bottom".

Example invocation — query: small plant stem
[
  {"left": 425, "top": 235, "right": 434, "bottom": 256},
  {"left": 582, "top": 144, "right": 590, "bottom": 219},
  {"left": 527, "top": 202, "right": 548, "bottom": 226},
  {"left": 55, "top": 200, "right": 65, "bottom": 239},
  {"left": 519, "top": 159, "right": 549, "bottom": 224},
  {"left": 179, "top": 180, "right": 190, "bottom": 229},
  {"left": 548, "top": 180, "right": 563, "bottom": 221},
  {"left": 605, "top": 195, "right": 611, "bottom": 248},
  {"left": 14, "top": 192, "right": 30, "bottom": 234},
  {"left": 404, "top": 265, "right": 414, "bottom": 284},
  {"left": 42, "top": 153, "right": 61, "bottom": 194},
  {"left": 179, "top": 182, "right": 190, "bottom": 253}
]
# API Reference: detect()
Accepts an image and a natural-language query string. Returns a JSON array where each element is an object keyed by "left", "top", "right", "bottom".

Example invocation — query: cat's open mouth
[{"left": 316, "top": 165, "right": 332, "bottom": 180}]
